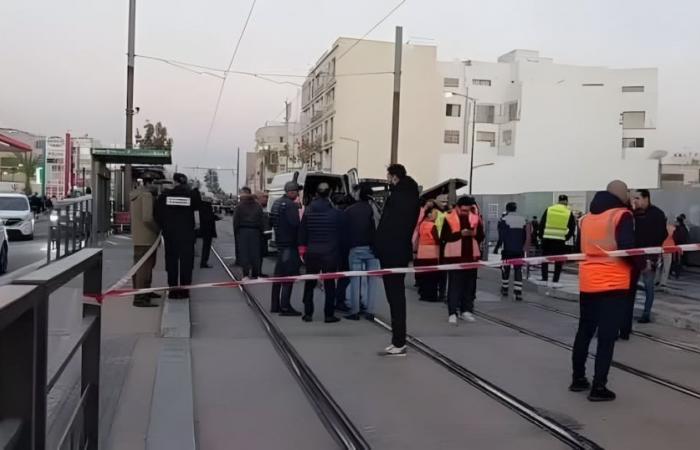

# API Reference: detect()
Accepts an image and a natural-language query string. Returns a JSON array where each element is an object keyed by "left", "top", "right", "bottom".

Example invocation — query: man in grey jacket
[{"left": 129, "top": 177, "right": 160, "bottom": 307}]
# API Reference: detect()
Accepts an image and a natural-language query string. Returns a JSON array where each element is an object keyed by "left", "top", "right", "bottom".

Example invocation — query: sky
[{"left": 1, "top": 0, "right": 698, "bottom": 191}]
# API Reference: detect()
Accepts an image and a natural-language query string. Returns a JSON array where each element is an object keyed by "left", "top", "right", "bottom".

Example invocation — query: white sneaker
[
  {"left": 550, "top": 282, "right": 563, "bottom": 288},
  {"left": 380, "top": 345, "right": 407, "bottom": 357},
  {"left": 448, "top": 314, "right": 458, "bottom": 325},
  {"left": 460, "top": 312, "right": 476, "bottom": 322}
]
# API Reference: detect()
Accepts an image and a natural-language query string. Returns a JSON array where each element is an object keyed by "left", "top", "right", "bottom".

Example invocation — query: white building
[
  {"left": 296, "top": 41, "right": 660, "bottom": 194},
  {"left": 299, "top": 38, "right": 442, "bottom": 185},
  {"left": 661, "top": 151, "right": 700, "bottom": 187},
  {"left": 254, "top": 122, "right": 301, "bottom": 190}
]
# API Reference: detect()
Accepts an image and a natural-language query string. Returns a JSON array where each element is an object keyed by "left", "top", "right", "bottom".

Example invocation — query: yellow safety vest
[{"left": 543, "top": 204, "right": 571, "bottom": 241}]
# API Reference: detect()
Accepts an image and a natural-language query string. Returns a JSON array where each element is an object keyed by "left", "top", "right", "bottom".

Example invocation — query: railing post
[
  {"left": 82, "top": 253, "right": 102, "bottom": 450},
  {"left": 46, "top": 225, "right": 53, "bottom": 264},
  {"left": 63, "top": 206, "right": 70, "bottom": 258}
]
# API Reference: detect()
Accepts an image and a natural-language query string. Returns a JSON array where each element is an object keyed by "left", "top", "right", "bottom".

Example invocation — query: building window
[
  {"left": 507, "top": 102, "right": 519, "bottom": 121},
  {"left": 622, "top": 86, "right": 644, "bottom": 93},
  {"left": 279, "top": 137, "right": 284, "bottom": 143},
  {"left": 475, "top": 105, "right": 495, "bottom": 123},
  {"left": 444, "top": 130, "right": 460, "bottom": 144},
  {"left": 443, "top": 77, "right": 460, "bottom": 88},
  {"left": 582, "top": 83, "right": 604, "bottom": 87},
  {"left": 472, "top": 79, "right": 491, "bottom": 86},
  {"left": 502, "top": 130, "right": 513, "bottom": 146},
  {"left": 476, "top": 131, "right": 496, "bottom": 147},
  {"left": 446, "top": 104, "right": 461, "bottom": 117},
  {"left": 622, "top": 111, "right": 646, "bottom": 129},
  {"left": 622, "top": 137, "right": 645, "bottom": 148},
  {"left": 661, "top": 173, "right": 684, "bottom": 182},
  {"left": 329, "top": 118, "right": 334, "bottom": 140}
]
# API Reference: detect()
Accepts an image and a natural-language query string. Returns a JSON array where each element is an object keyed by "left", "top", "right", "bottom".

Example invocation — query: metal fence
[
  {"left": 48, "top": 196, "right": 93, "bottom": 263},
  {"left": 0, "top": 249, "right": 102, "bottom": 450}
]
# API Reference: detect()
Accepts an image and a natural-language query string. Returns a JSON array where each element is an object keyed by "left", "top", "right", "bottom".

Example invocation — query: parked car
[
  {"left": 0, "top": 193, "right": 35, "bottom": 240},
  {"left": 0, "top": 220, "right": 8, "bottom": 274}
]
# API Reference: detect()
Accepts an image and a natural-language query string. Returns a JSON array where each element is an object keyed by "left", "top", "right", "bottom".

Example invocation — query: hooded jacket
[
  {"left": 578, "top": 191, "right": 635, "bottom": 252},
  {"left": 130, "top": 186, "right": 159, "bottom": 246},
  {"left": 374, "top": 176, "right": 421, "bottom": 267},
  {"left": 233, "top": 194, "right": 264, "bottom": 236}
]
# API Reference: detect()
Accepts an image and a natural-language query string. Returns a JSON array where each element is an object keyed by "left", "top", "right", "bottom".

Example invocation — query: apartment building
[
  {"left": 253, "top": 122, "right": 301, "bottom": 190},
  {"left": 439, "top": 50, "right": 660, "bottom": 194},
  {"left": 299, "top": 38, "right": 442, "bottom": 185},
  {"left": 661, "top": 151, "right": 700, "bottom": 187}
]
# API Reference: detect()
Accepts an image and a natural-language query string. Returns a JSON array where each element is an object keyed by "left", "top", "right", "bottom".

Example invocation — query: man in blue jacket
[
  {"left": 269, "top": 181, "right": 302, "bottom": 316},
  {"left": 497, "top": 202, "right": 530, "bottom": 301}
]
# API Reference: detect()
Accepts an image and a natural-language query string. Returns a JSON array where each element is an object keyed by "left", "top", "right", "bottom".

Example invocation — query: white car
[
  {"left": 0, "top": 193, "right": 35, "bottom": 240},
  {"left": 0, "top": 221, "right": 7, "bottom": 274}
]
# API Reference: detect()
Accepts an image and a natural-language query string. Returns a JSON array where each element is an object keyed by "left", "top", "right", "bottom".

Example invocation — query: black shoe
[
  {"left": 200, "top": 263, "right": 213, "bottom": 269},
  {"left": 168, "top": 290, "right": 181, "bottom": 299},
  {"left": 302, "top": 315, "right": 313, "bottom": 322},
  {"left": 133, "top": 298, "right": 158, "bottom": 308},
  {"left": 638, "top": 316, "right": 651, "bottom": 324},
  {"left": 364, "top": 313, "right": 375, "bottom": 321},
  {"left": 501, "top": 288, "right": 508, "bottom": 297},
  {"left": 324, "top": 316, "right": 341, "bottom": 323},
  {"left": 279, "top": 308, "right": 302, "bottom": 317},
  {"left": 344, "top": 313, "right": 360, "bottom": 321},
  {"left": 588, "top": 385, "right": 616, "bottom": 402},
  {"left": 148, "top": 292, "right": 162, "bottom": 299},
  {"left": 270, "top": 307, "right": 280, "bottom": 314},
  {"left": 618, "top": 333, "right": 630, "bottom": 341},
  {"left": 515, "top": 295, "right": 523, "bottom": 302},
  {"left": 568, "top": 377, "right": 591, "bottom": 392},
  {"left": 335, "top": 304, "right": 351, "bottom": 313}
]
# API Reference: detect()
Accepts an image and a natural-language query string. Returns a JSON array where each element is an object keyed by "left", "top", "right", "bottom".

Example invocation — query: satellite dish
[{"left": 649, "top": 150, "right": 668, "bottom": 160}]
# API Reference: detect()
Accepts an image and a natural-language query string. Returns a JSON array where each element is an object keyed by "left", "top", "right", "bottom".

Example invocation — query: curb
[{"left": 160, "top": 297, "right": 191, "bottom": 338}]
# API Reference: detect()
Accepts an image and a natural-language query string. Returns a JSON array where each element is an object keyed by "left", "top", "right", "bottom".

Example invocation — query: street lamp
[
  {"left": 445, "top": 91, "right": 477, "bottom": 193},
  {"left": 338, "top": 137, "right": 360, "bottom": 170}
]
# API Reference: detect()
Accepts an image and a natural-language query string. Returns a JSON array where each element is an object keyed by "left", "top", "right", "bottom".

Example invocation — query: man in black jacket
[
  {"left": 298, "top": 183, "right": 342, "bottom": 323},
  {"left": 198, "top": 197, "right": 221, "bottom": 268},
  {"left": 233, "top": 187, "right": 265, "bottom": 278},
  {"left": 269, "top": 181, "right": 302, "bottom": 316},
  {"left": 627, "top": 189, "right": 667, "bottom": 327},
  {"left": 374, "top": 164, "right": 420, "bottom": 356}
]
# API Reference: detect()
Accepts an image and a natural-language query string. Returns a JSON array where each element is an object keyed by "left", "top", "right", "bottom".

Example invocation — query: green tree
[
  {"left": 136, "top": 121, "right": 173, "bottom": 150},
  {"left": 204, "top": 169, "right": 226, "bottom": 199},
  {"left": 11, "top": 153, "right": 41, "bottom": 195}
]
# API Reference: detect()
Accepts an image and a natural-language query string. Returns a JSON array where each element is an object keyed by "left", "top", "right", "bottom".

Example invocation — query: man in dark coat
[
  {"left": 298, "top": 183, "right": 342, "bottom": 323},
  {"left": 233, "top": 187, "right": 265, "bottom": 278},
  {"left": 199, "top": 197, "right": 221, "bottom": 268},
  {"left": 270, "top": 181, "right": 302, "bottom": 315},
  {"left": 374, "top": 164, "right": 420, "bottom": 356}
]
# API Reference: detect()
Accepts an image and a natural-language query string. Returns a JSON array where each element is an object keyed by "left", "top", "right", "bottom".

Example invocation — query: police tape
[{"left": 84, "top": 243, "right": 700, "bottom": 303}]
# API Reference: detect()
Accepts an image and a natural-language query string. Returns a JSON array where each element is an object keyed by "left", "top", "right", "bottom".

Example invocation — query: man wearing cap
[
  {"left": 539, "top": 194, "right": 576, "bottom": 285},
  {"left": 155, "top": 173, "right": 201, "bottom": 299},
  {"left": 269, "top": 181, "right": 303, "bottom": 316},
  {"left": 129, "top": 176, "right": 160, "bottom": 307},
  {"left": 298, "top": 182, "right": 342, "bottom": 323}
]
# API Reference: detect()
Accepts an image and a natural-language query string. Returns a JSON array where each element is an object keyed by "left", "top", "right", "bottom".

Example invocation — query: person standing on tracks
[
  {"left": 269, "top": 181, "right": 303, "bottom": 316},
  {"left": 233, "top": 187, "right": 265, "bottom": 279},
  {"left": 374, "top": 164, "right": 420, "bottom": 356},
  {"left": 570, "top": 180, "right": 635, "bottom": 401},
  {"left": 129, "top": 176, "right": 160, "bottom": 307},
  {"left": 155, "top": 173, "right": 200, "bottom": 299},
  {"left": 539, "top": 195, "right": 576, "bottom": 286},
  {"left": 298, "top": 182, "right": 342, "bottom": 323},
  {"left": 198, "top": 196, "right": 221, "bottom": 269},
  {"left": 414, "top": 205, "right": 441, "bottom": 302},
  {"left": 441, "top": 196, "right": 485, "bottom": 325},
  {"left": 497, "top": 202, "right": 530, "bottom": 302}
]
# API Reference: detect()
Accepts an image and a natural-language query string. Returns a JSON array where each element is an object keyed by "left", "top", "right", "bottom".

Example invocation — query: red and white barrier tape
[{"left": 85, "top": 243, "right": 700, "bottom": 303}]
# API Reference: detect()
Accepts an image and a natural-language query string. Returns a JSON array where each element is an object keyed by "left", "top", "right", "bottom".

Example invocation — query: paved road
[{"left": 5, "top": 215, "right": 50, "bottom": 274}]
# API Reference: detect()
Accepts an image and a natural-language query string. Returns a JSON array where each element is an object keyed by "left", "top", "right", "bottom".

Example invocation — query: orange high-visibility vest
[
  {"left": 579, "top": 207, "right": 632, "bottom": 293},
  {"left": 663, "top": 224, "right": 676, "bottom": 247},
  {"left": 444, "top": 210, "right": 481, "bottom": 260},
  {"left": 417, "top": 220, "right": 440, "bottom": 260}
]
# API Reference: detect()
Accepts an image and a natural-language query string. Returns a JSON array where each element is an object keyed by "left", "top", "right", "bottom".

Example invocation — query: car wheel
[{"left": 0, "top": 244, "right": 7, "bottom": 275}]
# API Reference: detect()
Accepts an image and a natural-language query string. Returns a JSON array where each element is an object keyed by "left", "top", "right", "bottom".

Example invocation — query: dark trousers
[
  {"left": 302, "top": 253, "right": 337, "bottom": 318},
  {"left": 271, "top": 247, "right": 301, "bottom": 311},
  {"left": 438, "top": 271, "right": 447, "bottom": 300},
  {"left": 237, "top": 228, "right": 261, "bottom": 278},
  {"left": 620, "top": 269, "right": 639, "bottom": 337},
  {"left": 164, "top": 235, "right": 195, "bottom": 287},
  {"left": 541, "top": 239, "right": 567, "bottom": 282},
  {"left": 447, "top": 269, "right": 477, "bottom": 315},
  {"left": 417, "top": 272, "right": 439, "bottom": 301},
  {"left": 572, "top": 292, "right": 627, "bottom": 386},
  {"left": 383, "top": 274, "right": 407, "bottom": 347},
  {"left": 501, "top": 265, "right": 523, "bottom": 296},
  {"left": 336, "top": 278, "right": 350, "bottom": 307},
  {"left": 133, "top": 244, "right": 157, "bottom": 301},
  {"left": 200, "top": 236, "right": 212, "bottom": 267}
]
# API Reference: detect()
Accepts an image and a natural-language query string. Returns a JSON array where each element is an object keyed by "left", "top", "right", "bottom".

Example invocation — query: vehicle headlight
[{"left": 50, "top": 213, "right": 59, "bottom": 223}]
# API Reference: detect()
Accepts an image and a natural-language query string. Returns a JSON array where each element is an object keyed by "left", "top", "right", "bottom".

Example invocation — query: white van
[{"left": 0, "top": 193, "right": 35, "bottom": 240}]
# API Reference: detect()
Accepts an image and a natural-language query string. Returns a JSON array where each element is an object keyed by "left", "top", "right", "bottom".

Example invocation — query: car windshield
[{"left": 0, "top": 197, "right": 29, "bottom": 211}]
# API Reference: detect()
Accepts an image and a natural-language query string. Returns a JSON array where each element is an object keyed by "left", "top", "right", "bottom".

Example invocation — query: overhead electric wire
[
  {"left": 336, "top": 0, "right": 408, "bottom": 61},
  {"left": 204, "top": 0, "right": 258, "bottom": 153}
]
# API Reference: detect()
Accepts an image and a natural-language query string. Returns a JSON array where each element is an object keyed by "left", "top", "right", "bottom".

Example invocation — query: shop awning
[
  {"left": 91, "top": 147, "right": 172, "bottom": 165},
  {"left": 0, "top": 133, "right": 32, "bottom": 152}
]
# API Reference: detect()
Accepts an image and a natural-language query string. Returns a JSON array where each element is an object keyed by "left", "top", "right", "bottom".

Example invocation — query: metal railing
[
  {"left": 0, "top": 249, "right": 102, "bottom": 450},
  {"left": 48, "top": 196, "right": 93, "bottom": 263}
]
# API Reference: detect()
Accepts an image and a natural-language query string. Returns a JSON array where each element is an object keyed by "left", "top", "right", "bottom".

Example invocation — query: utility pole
[
  {"left": 284, "top": 100, "right": 291, "bottom": 172},
  {"left": 468, "top": 99, "right": 477, "bottom": 195},
  {"left": 390, "top": 26, "right": 403, "bottom": 165},
  {"left": 124, "top": 0, "right": 136, "bottom": 211},
  {"left": 236, "top": 147, "right": 240, "bottom": 191}
]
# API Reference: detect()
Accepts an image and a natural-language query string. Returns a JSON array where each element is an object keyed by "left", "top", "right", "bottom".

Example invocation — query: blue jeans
[
  {"left": 634, "top": 268, "right": 656, "bottom": 318},
  {"left": 348, "top": 246, "right": 380, "bottom": 314}
]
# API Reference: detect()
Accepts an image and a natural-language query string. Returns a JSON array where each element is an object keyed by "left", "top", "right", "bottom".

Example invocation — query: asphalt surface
[{"left": 5, "top": 214, "right": 50, "bottom": 274}]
